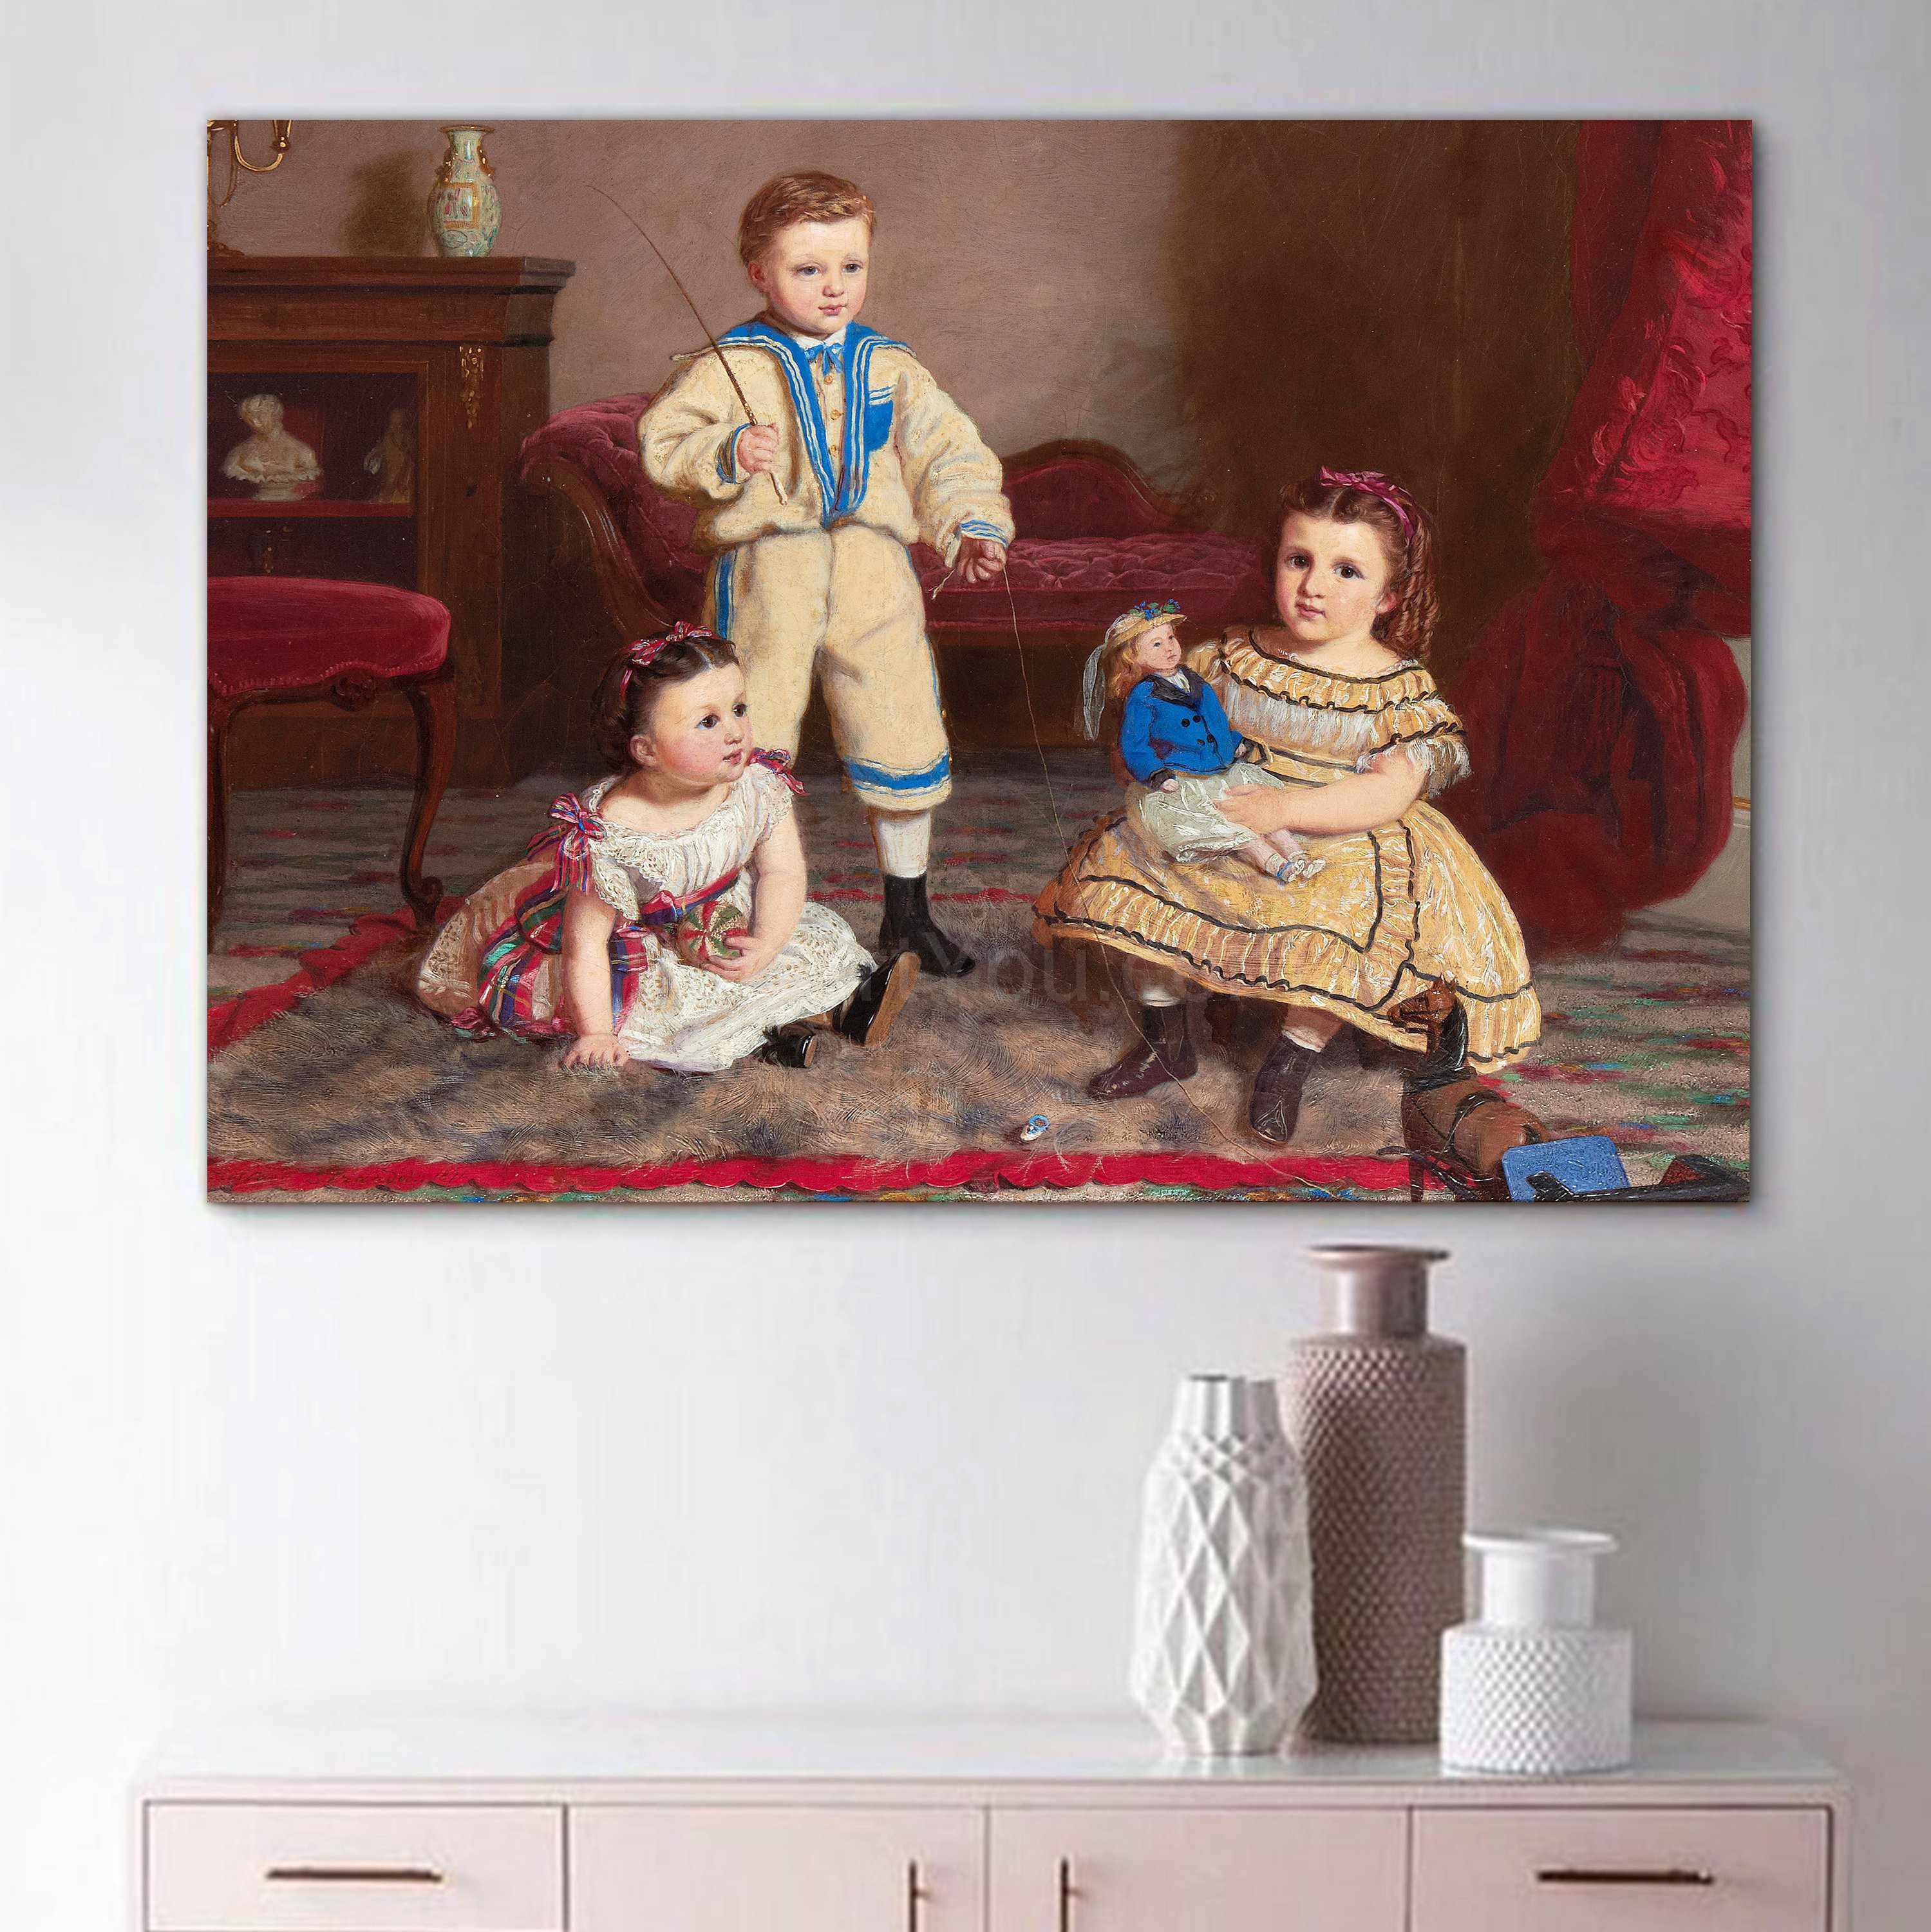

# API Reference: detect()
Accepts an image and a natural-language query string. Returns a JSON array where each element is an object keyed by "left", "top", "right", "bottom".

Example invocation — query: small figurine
[
  {"left": 221, "top": 393, "right": 321, "bottom": 501},
  {"left": 363, "top": 406, "right": 415, "bottom": 504}
]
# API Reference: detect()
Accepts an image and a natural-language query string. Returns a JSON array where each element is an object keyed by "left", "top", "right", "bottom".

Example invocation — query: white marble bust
[{"left": 221, "top": 393, "right": 322, "bottom": 500}]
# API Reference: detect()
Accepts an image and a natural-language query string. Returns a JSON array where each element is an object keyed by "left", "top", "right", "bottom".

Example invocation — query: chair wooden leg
[
  {"left": 208, "top": 697, "right": 236, "bottom": 942},
  {"left": 400, "top": 667, "right": 458, "bottom": 922}
]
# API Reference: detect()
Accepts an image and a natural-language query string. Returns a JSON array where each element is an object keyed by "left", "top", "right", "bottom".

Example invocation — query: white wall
[{"left": 3, "top": 6, "right": 1926, "bottom": 1931}]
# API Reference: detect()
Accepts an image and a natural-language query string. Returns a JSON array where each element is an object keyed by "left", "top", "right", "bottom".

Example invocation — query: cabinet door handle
[
  {"left": 1536, "top": 1866, "right": 1716, "bottom": 1886},
  {"left": 265, "top": 1866, "right": 445, "bottom": 1884},
  {"left": 907, "top": 1858, "right": 927, "bottom": 1931},
  {"left": 1057, "top": 1855, "right": 1077, "bottom": 1932}
]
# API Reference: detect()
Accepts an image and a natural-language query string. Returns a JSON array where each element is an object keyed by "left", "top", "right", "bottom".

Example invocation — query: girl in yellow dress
[{"left": 1033, "top": 468, "right": 1540, "bottom": 1144}]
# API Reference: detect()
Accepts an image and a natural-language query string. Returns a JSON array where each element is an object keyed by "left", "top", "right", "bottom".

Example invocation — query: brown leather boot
[
  {"left": 1248, "top": 1032, "right": 1321, "bottom": 1144},
  {"left": 1087, "top": 1002, "right": 1196, "bottom": 1099}
]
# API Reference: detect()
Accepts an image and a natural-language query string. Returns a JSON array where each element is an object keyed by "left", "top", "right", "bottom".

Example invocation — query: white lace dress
[{"left": 417, "top": 763, "right": 872, "bottom": 1073}]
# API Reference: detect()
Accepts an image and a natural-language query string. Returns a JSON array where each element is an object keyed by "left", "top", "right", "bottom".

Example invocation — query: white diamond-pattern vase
[{"left": 1131, "top": 1376, "right": 1317, "bottom": 1756}]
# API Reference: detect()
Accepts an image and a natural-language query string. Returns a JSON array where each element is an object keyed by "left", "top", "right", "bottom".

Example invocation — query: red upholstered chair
[
  {"left": 207, "top": 576, "right": 458, "bottom": 934},
  {"left": 516, "top": 401, "right": 1274, "bottom": 752}
]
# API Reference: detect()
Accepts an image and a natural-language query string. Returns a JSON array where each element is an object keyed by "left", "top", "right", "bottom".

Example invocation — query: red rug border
[
  {"left": 209, "top": 902, "right": 447, "bottom": 1057},
  {"left": 207, "top": 1148, "right": 1416, "bottom": 1199}
]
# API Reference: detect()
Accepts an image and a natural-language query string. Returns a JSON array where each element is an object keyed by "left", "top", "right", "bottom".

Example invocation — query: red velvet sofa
[{"left": 516, "top": 395, "right": 1273, "bottom": 752}]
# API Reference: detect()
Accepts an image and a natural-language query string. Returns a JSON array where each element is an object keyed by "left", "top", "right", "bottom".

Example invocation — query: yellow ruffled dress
[{"left": 1033, "top": 629, "right": 1541, "bottom": 1068}]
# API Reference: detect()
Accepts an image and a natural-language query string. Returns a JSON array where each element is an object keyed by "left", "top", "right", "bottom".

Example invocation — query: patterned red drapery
[{"left": 1446, "top": 121, "right": 1751, "bottom": 952}]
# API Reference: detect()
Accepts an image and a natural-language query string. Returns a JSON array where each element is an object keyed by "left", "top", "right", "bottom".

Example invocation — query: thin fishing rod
[{"left": 589, "top": 182, "right": 787, "bottom": 504}]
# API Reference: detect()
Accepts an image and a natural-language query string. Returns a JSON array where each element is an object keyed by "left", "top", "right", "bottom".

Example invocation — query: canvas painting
[{"left": 205, "top": 118, "right": 1751, "bottom": 1204}]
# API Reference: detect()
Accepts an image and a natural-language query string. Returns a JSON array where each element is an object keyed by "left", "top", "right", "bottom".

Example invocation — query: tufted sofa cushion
[
  {"left": 516, "top": 397, "right": 1273, "bottom": 636},
  {"left": 916, "top": 533, "right": 1273, "bottom": 632}
]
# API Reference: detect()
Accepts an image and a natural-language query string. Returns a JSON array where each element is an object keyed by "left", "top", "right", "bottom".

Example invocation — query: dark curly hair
[
  {"left": 590, "top": 629, "right": 740, "bottom": 772},
  {"left": 1277, "top": 470, "right": 1440, "bottom": 663}
]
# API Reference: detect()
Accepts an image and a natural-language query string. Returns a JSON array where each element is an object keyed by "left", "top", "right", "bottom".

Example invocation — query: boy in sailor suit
[{"left": 639, "top": 171, "right": 1014, "bottom": 976}]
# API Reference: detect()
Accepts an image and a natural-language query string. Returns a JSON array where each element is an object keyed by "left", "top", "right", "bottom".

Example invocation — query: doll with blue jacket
[{"left": 1082, "top": 601, "right": 1324, "bottom": 884}]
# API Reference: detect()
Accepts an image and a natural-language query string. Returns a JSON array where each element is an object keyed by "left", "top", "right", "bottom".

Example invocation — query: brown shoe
[
  {"left": 1248, "top": 1033, "right": 1321, "bottom": 1144},
  {"left": 1088, "top": 1002, "right": 1196, "bottom": 1099}
]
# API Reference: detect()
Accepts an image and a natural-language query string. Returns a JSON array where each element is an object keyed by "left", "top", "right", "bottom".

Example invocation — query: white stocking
[
  {"left": 1283, "top": 1007, "right": 1341, "bottom": 1053},
  {"left": 868, "top": 808, "right": 932, "bottom": 879},
  {"left": 1131, "top": 965, "right": 1189, "bottom": 1008}
]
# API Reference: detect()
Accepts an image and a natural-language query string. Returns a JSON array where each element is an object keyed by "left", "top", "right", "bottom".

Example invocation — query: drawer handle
[
  {"left": 907, "top": 1858, "right": 927, "bottom": 1931},
  {"left": 1058, "top": 1855, "right": 1077, "bottom": 1932},
  {"left": 1537, "top": 1867, "right": 1716, "bottom": 1887},
  {"left": 265, "top": 1866, "right": 446, "bottom": 1884}
]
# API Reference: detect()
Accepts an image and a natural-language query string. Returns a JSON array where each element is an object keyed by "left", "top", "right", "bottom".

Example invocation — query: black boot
[
  {"left": 1088, "top": 1001, "right": 1197, "bottom": 1099},
  {"left": 834, "top": 952, "right": 921, "bottom": 1046},
  {"left": 1248, "top": 1032, "right": 1321, "bottom": 1144},
  {"left": 878, "top": 873, "right": 975, "bottom": 977},
  {"left": 758, "top": 1022, "right": 821, "bottom": 1069}
]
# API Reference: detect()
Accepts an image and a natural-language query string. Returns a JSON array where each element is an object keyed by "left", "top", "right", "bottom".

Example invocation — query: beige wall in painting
[
  {"left": 217, "top": 119, "right": 1201, "bottom": 485},
  {"left": 216, "top": 118, "right": 1581, "bottom": 668}
]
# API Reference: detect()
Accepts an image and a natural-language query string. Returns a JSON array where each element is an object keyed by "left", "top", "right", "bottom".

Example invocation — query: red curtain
[{"left": 1446, "top": 121, "right": 1752, "bottom": 952}]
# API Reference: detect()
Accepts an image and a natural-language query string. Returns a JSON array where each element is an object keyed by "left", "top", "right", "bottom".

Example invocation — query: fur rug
[{"left": 208, "top": 759, "right": 1750, "bottom": 1202}]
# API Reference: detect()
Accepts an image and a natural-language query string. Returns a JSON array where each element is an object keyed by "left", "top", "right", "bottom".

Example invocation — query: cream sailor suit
[{"left": 639, "top": 319, "right": 1014, "bottom": 812}]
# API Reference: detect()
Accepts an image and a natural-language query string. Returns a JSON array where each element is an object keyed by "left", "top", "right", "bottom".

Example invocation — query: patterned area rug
[{"left": 208, "top": 755, "right": 1750, "bottom": 1203}]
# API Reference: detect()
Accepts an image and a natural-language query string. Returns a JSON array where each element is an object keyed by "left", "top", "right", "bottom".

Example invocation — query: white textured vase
[
  {"left": 1131, "top": 1376, "right": 1317, "bottom": 1756},
  {"left": 1440, "top": 1530, "right": 1633, "bottom": 1775}
]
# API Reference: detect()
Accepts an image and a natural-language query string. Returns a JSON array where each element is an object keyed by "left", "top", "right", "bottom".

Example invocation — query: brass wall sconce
[{"left": 207, "top": 119, "right": 294, "bottom": 254}]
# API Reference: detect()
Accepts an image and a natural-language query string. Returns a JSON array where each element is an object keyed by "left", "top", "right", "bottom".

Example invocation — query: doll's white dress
[{"left": 417, "top": 762, "right": 870, "bottom": 1073}]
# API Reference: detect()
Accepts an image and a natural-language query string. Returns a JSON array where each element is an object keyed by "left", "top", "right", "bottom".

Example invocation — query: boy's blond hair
[{"left": 737, "top": 171, "right": 877, "bottom": 266}]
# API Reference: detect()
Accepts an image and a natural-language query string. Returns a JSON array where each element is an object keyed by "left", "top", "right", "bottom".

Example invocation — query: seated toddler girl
[{"left": 416, "top": 627, "right": 918, "bottom": 1072}]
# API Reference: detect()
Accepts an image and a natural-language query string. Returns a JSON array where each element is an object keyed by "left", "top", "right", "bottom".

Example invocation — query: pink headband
[
  {"left": 1317, "top": 467, "right": 1416, "bottom": 544},
  {"left": 619, "top": 622, "right": 724, "bottom": 696}
]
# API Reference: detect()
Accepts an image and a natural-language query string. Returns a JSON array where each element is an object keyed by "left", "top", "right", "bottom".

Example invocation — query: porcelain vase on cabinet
[
  {"left": 1130, "top": 1374, "right": 1316, "bottom": 1756},
  {"left": 429, "top": 126, "right": 500, "bottom": 257}
]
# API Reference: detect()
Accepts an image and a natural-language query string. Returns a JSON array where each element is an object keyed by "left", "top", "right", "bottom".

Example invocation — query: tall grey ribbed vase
[{"left": 1283, "top": 1245, "right": 1464, "bottom": 1743}]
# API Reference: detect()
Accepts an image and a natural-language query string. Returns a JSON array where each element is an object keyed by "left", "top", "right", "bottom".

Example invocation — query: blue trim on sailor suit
[
  {"left": 713, "top": 320, "right": 907, "bottom": 527},
  {"left": 842, "top": 750, "right": 952, "bottom": 795}
]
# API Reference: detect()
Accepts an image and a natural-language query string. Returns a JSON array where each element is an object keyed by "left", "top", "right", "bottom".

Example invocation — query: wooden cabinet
[
  {"left": 208, "top": 256, "right": 574, "bottom": 788},
  {"left": 137, "top": 1719, "right": 1845, "bottom": 1931}
]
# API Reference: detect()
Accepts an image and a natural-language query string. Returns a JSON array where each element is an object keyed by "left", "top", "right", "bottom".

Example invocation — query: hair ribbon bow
[{"left": 1317, "top": 467, "right": 1415, "bottom": 542}]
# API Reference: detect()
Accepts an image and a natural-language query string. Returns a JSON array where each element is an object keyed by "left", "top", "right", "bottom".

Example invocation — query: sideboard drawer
[
  {"left": 991, "top": 1806, "right": 1406, "bottom": 1931},
  {"left": 146, "top": 1803, "right": 565, "bottom": 1931},
  {"left": 1412, "top": 1807, "right": 1830, "bottom": 1931}
]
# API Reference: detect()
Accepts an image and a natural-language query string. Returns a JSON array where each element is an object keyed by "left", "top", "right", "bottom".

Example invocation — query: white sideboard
[{"left": 137, "top": 1716, "right": 1845, "bottom": 1930}]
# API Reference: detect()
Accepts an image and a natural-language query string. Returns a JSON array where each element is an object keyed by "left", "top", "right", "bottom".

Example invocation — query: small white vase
[
  {"left": 1130, "top": 1376, "right": 1317, "bottom": 1756},
  {"left": 429, "top": 126, "right": 501, "bottom": 258},
  {"left": 1440, "top": 1529, "right": 1632, "bottom": 1775}
]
